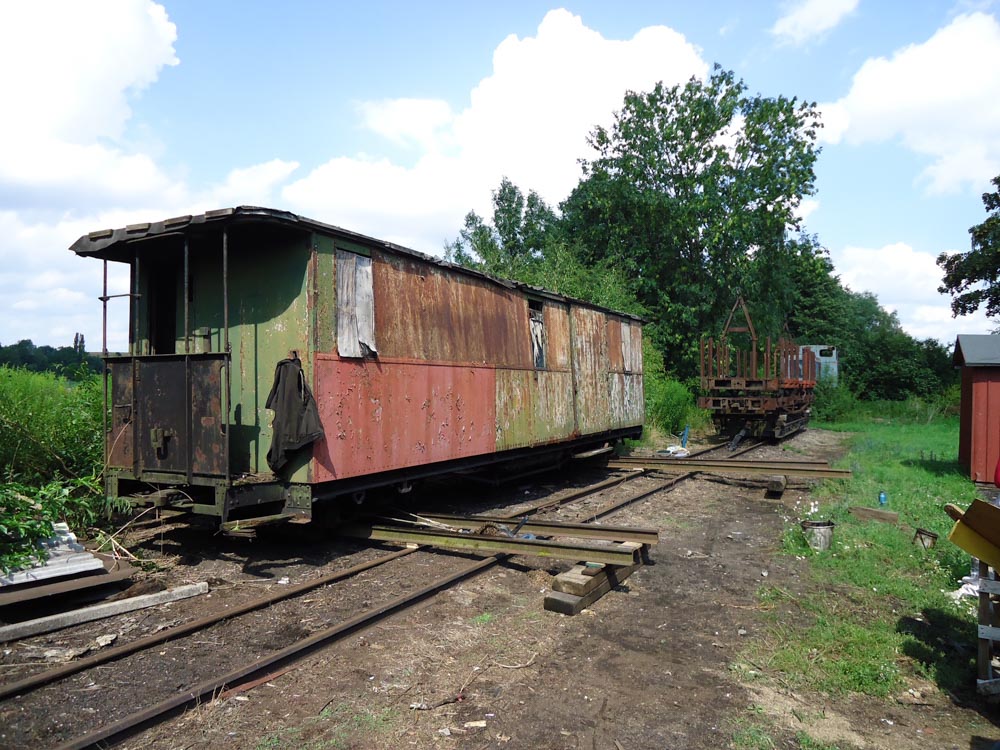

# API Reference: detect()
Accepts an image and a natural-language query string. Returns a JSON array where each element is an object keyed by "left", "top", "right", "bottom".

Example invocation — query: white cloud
[
  {"left": 771, "top": 0, "right": 858, "bottom": 46},
  {"left": 834, "top": 241, "right": 992, "bottom": 341},
  {"left": 205, "top": 160, "right": 301, "bottom": 208},
  {"left": 821, "top": 12, "right": 1000, "bottom": 193},
  {"left": 0, "top": 1, "right": 182, "bottom": 210},
  {"left": 796, "top": 198, "right": 820, "bottom": 223},
  {"left": 357, "top": 99, "right": 456, "bottom": 152},
  {"left": 282, "top": 9, "right": 708, "bottom": 252}
]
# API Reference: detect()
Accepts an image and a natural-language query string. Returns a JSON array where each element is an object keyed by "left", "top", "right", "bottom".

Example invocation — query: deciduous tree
[
  {"left": 562, "top": 65, "right": 822, "bottom": 374},
  {"left": 938, "top": 175, "right": 1000, "bottom": 317}
]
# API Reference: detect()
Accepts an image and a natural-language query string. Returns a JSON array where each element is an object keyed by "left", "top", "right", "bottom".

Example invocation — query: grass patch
[
  {"left": 744, "top": 415, "right": 979, "bottom": 699},
  {"left": 253, "top": 703, "right": 398, "bottom": 750}
]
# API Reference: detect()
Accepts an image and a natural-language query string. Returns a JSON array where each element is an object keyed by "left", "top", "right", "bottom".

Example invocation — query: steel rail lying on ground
[
  {"left": 401, "top": 514, "right": 659, "bottom": 545},
  {"left": 53, "top": 554, "right": 500, "bottom": 750},
  {"left": 607, "top": 456, "right": 851, "bottom": 479},
  {"left": 0, "top": 547, "right": 418, "bottom": 701},
  {"left": 508, "top": 469, "right": 647, "bottom": 516},
  {"left": 340, "top": 524, "right": 645, "bottom": 566}
]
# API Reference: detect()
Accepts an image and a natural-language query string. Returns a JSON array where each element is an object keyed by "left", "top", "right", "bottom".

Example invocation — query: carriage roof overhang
[{"left": 70, "top": 205, "right": 644, "bottom": 322}]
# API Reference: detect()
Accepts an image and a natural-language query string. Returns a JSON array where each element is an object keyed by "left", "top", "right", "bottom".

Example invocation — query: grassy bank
[{"left": 743, "top": 415, "right": 980, "bottom": 703}]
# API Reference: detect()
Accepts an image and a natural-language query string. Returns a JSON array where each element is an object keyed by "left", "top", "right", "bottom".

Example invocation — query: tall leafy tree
[
  {"left": 562, "top": 65, "right": 822, "bottom": 375},
  {"left": 445, "top": 176, "right": 556, "bottom": 280},
  {"left": 938, "top": 175, "right": 1000, "bottom": 318}
]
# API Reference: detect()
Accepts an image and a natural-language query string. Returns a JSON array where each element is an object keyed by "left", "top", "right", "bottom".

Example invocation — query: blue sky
[{"left": 2, "top": 0, "right": 999, "bottom": 352}]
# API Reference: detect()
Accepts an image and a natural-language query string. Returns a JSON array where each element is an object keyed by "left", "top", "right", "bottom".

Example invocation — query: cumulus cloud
[
  {"left": 282, "top": 9, "right": 708, "bottom": 251},
  {"left": 834, "top": 241, "right": 992, "bottom": 341},
  {"left": 0, "top": 1, "right": 184, "bottom": 350},
  {"left": 0, "top": 1, "right": 181, "bottom": 210},
  {"left": 821, "top": 12, "right": 1000, "bottom": 193},
  {"left": 771, "top": 0, "right": 858, "bottom": 45}
]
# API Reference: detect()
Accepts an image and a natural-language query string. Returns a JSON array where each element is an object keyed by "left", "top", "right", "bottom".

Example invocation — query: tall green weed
[
  {"left": 0, "top": 366, "right": 108, "bottom": 572},
  {"left": 0, "top": 366, "right": 103, "bottom": 480}
]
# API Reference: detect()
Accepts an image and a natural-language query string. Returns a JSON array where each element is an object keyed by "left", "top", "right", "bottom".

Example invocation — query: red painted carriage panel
[{"left": 311, "top": 355, "right": 496, "bottom": 481}]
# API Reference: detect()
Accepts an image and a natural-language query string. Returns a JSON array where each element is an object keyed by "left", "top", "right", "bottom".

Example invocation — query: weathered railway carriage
[{"left": 72, "top": 207, "right": 644, "bottom": 526}]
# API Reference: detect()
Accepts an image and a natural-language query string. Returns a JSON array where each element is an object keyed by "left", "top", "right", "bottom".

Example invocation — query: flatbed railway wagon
[
  {"left": 698, "top": 297, "right": 816, "bottom": 442},
  {"left": 72, "top": 207, "right": 644, "bottom": 526}
]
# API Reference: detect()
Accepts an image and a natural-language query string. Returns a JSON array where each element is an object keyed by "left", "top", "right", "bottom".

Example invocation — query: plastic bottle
[{"left": 878, "top": 491, "right": 887, "bottom": 506}]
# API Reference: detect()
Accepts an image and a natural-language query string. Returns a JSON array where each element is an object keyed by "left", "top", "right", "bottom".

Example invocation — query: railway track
[{"left": 0, "top": 437, "right": 834, "bottom": 749}]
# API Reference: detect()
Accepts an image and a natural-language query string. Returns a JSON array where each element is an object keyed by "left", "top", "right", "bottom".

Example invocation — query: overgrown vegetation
[
  {"left": 0, "top": 366, "right": 111, "bottom": 573},
  {"left": 744, "top": 414, "right": 979, "bottom": 703}
]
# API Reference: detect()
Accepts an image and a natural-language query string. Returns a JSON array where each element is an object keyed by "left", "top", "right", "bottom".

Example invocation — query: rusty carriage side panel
[
  {"left": 608, "top": 319, "right": 644, "bottom": 429},
  {"left": 496, "top": 300, "right": 576, "bottom": 450},
  {"left": 312, "top": 247, "right": 527, "bottom": 481},
  {"left": 571, "top": 307, "right": 612, "bottom": 435}
]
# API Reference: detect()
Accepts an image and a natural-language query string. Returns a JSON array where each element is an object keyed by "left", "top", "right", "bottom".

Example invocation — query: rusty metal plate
[
  {"left": 571, "top": 307, "right": 611, "bottom": 435},
  {"left": 544, "top": 303, "right": 571, "bottom": 370},
  {"left": 607, "top": 318, "right": 624, "bottom": 372},
  {"left": 609, "top": 373, "right": 644, "bottom": 428},
  {"left": 107, "top": 360, "right": 134, "bottom": 470},
  {"left": 495, "top": 370, "right": 575, "bottom": 450},
  {"left": 312, "top": 356, "right": 497, "bottom": 481},
  {"left": 108, "top": 354, "right": 228, "bottom": 478},
  {"left": 372, "top": 252, "right": 532, "bottom": 368}
]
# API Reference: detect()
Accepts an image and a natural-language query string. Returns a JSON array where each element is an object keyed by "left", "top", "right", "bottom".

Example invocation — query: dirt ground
[{"left": 2, "top": 430, "right": 999, "bottom": 749}]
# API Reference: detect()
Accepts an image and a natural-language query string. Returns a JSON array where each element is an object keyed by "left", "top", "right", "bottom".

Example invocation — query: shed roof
[
  {"left": 954, "top": 334, "right": 1000, "bottom": 366},
  {"left": 69, "top": 205, "right": 643, "bottom": 322}
]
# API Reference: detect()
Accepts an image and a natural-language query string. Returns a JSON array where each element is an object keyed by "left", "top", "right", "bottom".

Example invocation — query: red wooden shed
[{"left": 955, "top": 335, "right": 1000, "bottom": 482}]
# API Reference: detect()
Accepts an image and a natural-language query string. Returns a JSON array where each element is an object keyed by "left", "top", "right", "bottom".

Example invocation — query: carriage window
[
  {"left": 528, "top": 299, "right": 545, "bottom": 369},
  {"left": 336, "top": 250, "right": 377, "bottom": 358}
]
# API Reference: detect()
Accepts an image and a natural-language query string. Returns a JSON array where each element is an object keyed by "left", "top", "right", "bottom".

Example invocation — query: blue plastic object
[
  {"left": 681, "top": 425, "right": 690, "bottom": 448},
  {"left": 878, "top": 491, "right": 887, "bottom": 506}
]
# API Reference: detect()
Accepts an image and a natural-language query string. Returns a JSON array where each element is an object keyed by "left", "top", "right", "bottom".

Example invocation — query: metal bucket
[{"left": 801, "top": 520, "right": 835, "bottom": 551}]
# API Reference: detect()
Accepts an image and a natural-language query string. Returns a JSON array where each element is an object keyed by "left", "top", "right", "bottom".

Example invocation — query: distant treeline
[{"left": 0, "top": 335, "right": 102, "bottom": 379}]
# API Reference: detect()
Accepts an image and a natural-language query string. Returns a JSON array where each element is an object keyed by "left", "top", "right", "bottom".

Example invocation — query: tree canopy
[
  {"left": 561, "top": 65, "right": 822, "bottom": 369},
  {"left": 446, "top": 67, "right": 957, "bottom": 401},
  {"left": 938, "top": 175, "right": 1000, "bottom": 318}
]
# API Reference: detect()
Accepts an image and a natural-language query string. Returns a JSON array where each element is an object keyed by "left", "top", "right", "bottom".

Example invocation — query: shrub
[
  {"left": 0, "top": 366, "right": 103, "bottom": 481},
  {"left": 812, "top": 379, "right": 859, "bottom": 423}
]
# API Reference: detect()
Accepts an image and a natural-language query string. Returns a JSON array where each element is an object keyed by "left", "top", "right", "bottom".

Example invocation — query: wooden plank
[
  {"left": 0, "top": 582, "right": 209, "bottom": 642},
  {"left": 766, "top": 475, "right": 787, "bottom": 493},
  {"left": 553, "top": 563, "right": 637, "bottom": 597},
  {"left": 849, "top": 506, "right": 900, "bottom": 525},
  {"left": 544, "top": 564, "right": 637, "bottom": 615}
]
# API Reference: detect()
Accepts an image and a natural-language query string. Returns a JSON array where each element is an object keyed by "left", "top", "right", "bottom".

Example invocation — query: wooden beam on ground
[
  {"left": 0, "top": 582, "right": 209, "bottom": 642},
  {"left": 341, "top": 524, "right": 644, "bottom": 566},
  {"left": 849, "top": 506, "right": 899, "bottom": 525},
  {"left": 765, "top": 475, "right": 787, "bottom": 498},
  {"left": 545, "top": 563, "right": 638, "bottom": 615}
]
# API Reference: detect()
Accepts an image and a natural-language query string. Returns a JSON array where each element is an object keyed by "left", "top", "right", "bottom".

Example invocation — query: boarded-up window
[
  {"left": 336, "top": 250, "right": 377, "bottom": 358},
  {"left": 529, "top": 300, "right": 546, "bottom": 369},
  {"left": 621, "top": 321, "right": 633, "bottom": 373}
]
